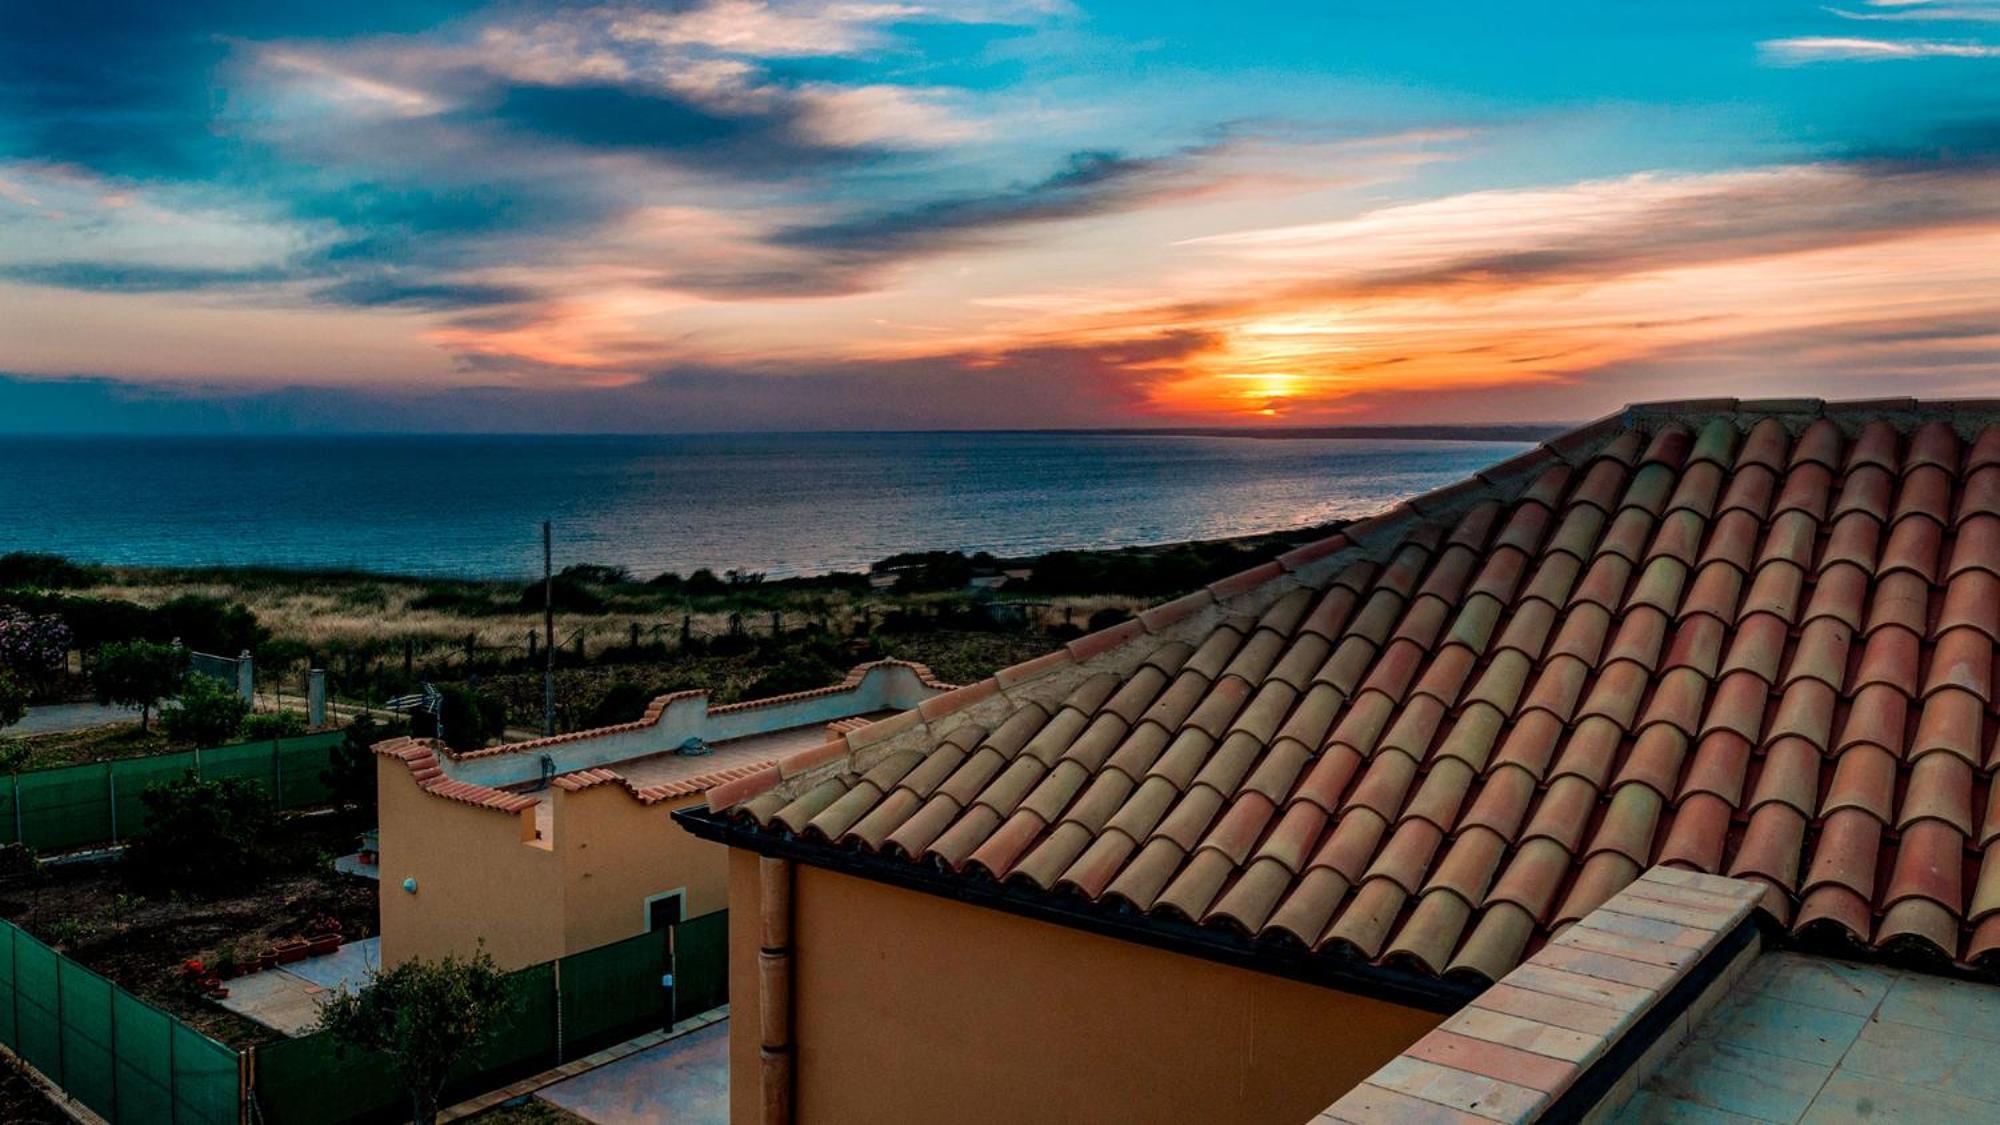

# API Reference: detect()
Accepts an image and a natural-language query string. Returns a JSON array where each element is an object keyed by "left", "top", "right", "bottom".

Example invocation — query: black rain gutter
[
  {"left": 675, "top": 803, "right": 1483, "bottom": 1014},
  {"left": 1539, "top": 913, "right": 1762, "bottom": 1123}
]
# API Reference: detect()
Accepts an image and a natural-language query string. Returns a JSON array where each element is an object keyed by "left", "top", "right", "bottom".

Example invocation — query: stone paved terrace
[{"left": 1621, "top": 951, "right": 2000, "bottom": 1122}]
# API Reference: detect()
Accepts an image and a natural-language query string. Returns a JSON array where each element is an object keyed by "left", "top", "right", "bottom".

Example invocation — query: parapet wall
[{"left": 446, "top": 660, "right": 955, "bottom": 788}]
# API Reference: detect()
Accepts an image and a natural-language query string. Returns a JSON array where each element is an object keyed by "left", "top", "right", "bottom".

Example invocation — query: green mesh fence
[
  {"left": 0, "top": 731, "right": 344, "bottom": 853},
  {"left": 558, "top": 928, "right": 668, "bottom": 1059},
  {"left": 254, "top": 1034, "right": 405, "bottom": 1125},
  {"left": 255, "top": 913, "right": 729, "bottom": 1125},
  {"left": 0, "top": 919, "right": 242, "bottom": 1125},
  {"left": 445, "top": 962, "right": 558, "bottom": 1098},
  {"left": 675, "top": 910, "right": 730, "bottom": 1019}
]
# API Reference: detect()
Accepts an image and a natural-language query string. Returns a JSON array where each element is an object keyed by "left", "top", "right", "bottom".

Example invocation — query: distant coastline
[
  {"left": 0, "top": 430, "right": 1526, "bottom": 579},
  {"left": 6, "top": 423, "right": 1569, "bottom": 443}
]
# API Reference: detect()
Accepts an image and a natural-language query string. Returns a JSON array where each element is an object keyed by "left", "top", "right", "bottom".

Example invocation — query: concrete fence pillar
[
  {"left": 236, "top": 650, "right": 255, "bottom": 704},
  {"left": 307, "top": 668, "right": 327, "bottom": 727}
]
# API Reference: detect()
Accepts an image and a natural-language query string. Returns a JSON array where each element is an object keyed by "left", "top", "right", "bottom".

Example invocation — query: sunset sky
[{"left": 1, "top": 0, "right": 1995, "bottom": 431}]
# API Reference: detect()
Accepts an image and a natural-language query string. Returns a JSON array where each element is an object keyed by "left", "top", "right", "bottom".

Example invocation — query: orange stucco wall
[
  {"left": 377, "top": 759, "right": 731, "bottom": 970},
  {"left": 556, "top": 785, "right": 731, "bottom": 952},
  {"left": 731, "top": 857, "right": 1444, "bottom": 1125},
  {"left": 727, "top": 850, "right": 763, "bottom": 1125}
]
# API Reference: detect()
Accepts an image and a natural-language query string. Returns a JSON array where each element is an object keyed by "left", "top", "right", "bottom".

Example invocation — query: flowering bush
[{"left": 0, "top": 609, "right": 70, "bottom": 687}]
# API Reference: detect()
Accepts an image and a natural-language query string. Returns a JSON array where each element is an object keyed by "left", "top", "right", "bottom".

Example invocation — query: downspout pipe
[{"left": 759, "top": 856, "right": 794, "bottom": 1125}]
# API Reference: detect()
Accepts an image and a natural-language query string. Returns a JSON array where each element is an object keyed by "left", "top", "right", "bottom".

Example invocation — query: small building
[
  {"left": 679, "top": 398, "right": 2000, "bottom": 1123},
  {"left": 371, "top": 660, "right": 954, "bottom": 971}
]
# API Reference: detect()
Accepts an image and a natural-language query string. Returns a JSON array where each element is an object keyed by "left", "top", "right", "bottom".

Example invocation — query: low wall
[{"left": 448, "top": 662, "right": 950, "bottom": 788}]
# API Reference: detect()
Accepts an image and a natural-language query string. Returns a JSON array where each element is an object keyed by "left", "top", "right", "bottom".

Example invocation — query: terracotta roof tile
[{"left": 706, "top": 400, "right": 2000, "bottom": 983}]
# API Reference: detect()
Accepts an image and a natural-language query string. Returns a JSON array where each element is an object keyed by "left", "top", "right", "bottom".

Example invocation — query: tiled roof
[
  {"left": 708, "top": 398, "right": 2000, "bottom": 984},
  {"left": 376, "top": 737, "right": 542, "bottom": 814}
]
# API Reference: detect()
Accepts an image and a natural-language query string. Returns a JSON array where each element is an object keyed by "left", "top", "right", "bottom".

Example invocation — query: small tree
[
  {"left": 316, "top": 948, "right": 514, "bottom": 1125},
  {"left": 410, "top": 684, "right": 505, "bottom": 752},
  {"left": 160, "top": 673, "right": 248, "bottom": 746},
  {"left": 0, "top": 669, "right": 25, "bottom": 733},
  {"left": 123, "top": 773, "right": 275, "bottom": 898},
  {"left": 92, "top": 640, "right": 184, "bottom": 731},
  {"left": 323, "top": 714, "right": 402, "bottom": 818}
]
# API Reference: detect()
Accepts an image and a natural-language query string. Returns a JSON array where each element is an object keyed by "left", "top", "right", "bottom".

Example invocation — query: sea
[{"left": 0, "top": 433, "right": 1529, "bottom": 580}]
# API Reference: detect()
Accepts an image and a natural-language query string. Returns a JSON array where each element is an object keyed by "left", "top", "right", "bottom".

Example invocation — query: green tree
[
  {"left": 0, "top": 669, "right": 26, "bottom": 736},
  {"left": 160, "top": 673, "right": 249, "bottom": 746},
  {"left": 316, "top": 948, "right": 515, "bottom": 1125},
  {"left": 323, "top": 714, "right": 402, "bottom": 818},
  {"left": 123, "top": 773, "right": 275, "bottom": 898},
  {"left": 151, "top": 594, "right": 269, "bottom": 655},
  {"left": 91, "top": 640, "right": 184, "bottom": 731},
  {"left": 411, "top": 684, "right": 505, "bottom": 752}
]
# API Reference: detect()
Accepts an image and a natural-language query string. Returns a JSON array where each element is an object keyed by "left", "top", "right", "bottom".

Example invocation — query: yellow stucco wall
[
  {"left": 375, "top": 755, "right": 564, "bottom": 970},
  {"left": 376, "top": 759, "right": 731, "bottom": 970},
  {"left": 730, "top": 860, "right": 1444, "bottom": 1125},
  {"left": 556, "top": 786, "right": 730, "bottom": 953}
]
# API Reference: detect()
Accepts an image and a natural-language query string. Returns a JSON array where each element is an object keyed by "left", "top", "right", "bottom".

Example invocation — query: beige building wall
[
  {"left": 731, "top": 855, "right": 1444, "bottom": 1125},
  {"left": 377, "top": 761, "right": 731, "bottom": 970},
  {"left": 555, "top": 787, "right": 730, "bottom": 953},
  {"left": 376, "top": 755, "right": 563, "bottom": 970}
]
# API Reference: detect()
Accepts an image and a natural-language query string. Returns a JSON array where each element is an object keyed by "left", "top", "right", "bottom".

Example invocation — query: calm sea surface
[{"left": 0, "top": 434, "right": 1527, "bottom": 579}]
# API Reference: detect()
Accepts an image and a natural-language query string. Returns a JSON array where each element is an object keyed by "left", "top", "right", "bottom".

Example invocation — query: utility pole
[{"left": 543, "top": 521, "right": 556, "bottom": 737}]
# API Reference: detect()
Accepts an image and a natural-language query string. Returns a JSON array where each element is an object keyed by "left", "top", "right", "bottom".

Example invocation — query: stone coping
[{"left": 1314, "top": 866, "right": 1763, "bottom": 1123}]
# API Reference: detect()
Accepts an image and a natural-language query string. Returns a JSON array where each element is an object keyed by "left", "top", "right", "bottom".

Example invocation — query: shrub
[
  {"left": 91, "top": 640, "right": 185, "bottom": 731},
  {"left": 152, "top": 595, "right": 269, "bottom": 655},
  {"left": 1086, "top": 607, "right": 1133, "bottom": 633},
  {"left": 411, "top": 684, "right": 506, "bottom": 751},
  {"left": 124, "top": 773, "right": 275, "bottom": 898},
  {"left": 583, "top": 681, "right": 654, "bottom": 728},
  {"left": 324, "top": 715, "right": 404, "bottom": 817},
  {"left": 161, "top": 673, "right": 249, "bottom": 746},
  {"left": 558, "top": 563, "right": 631, "bottom": 585},
  {"left": 1, "top": 592, "right": 151, "bottom": 650},
  {"left": 0, "top": 608, "right": 72, "bottom": 689},
  {"left": 241, "top": 710, "right": 307, "bottom": 740},
  {"left": 0, "top": 669, "right": 25, "bottom": 733},
  {"left": 0, "top": 552, "right": 100, "bottom": 589},
  {"left": 517, "top": 575, "right": 605, "bottom": 614}
]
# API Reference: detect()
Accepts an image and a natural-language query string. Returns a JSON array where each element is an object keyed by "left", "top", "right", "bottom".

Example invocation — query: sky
[{"left": 0, "top": 0, "right": 1995, "bottom": 432}]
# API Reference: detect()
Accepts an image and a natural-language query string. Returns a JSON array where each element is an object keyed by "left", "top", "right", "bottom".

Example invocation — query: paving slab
[
  {"left": 537, "top": 1019, "right": 728, "bottom": 1125},
  {"left": 284, "top": 937, "right": 378, "bottom": 993},
  {"left": 1617, "top": 952, "right": 2000, "bottom": 1123}
]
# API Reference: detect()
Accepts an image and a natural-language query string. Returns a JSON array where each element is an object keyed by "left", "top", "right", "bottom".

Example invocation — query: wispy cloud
[
  {"left": 1826, "top": 0, "right": 2000, "bottom": 22},
  {"left": 1760, "top": 35, "right": 2000, "bottom": 61}
]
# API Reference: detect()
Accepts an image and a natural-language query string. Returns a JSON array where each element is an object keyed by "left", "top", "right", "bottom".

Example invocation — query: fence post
[
  {"left": 108, "top": 771, "right": 117, "bottom": 845},
  {"left": 53, "top": 932, "right": 64, "bottom": 1091},
  {"left": 12, "top": 773, "right": 21, "bottom": 846},
  {"left": 236, "top": 650, "right": 255, "bottom": 705},
  {"left": 107, "top": 969, "right": 118, "bottom": 1123},
  {"left": 308, "top": 668, "right": 327, "bottom": 728},
  {"left": 553, "top": 959, "right": 565, "bottom": 1064},
  {"left": 272, "top": 742, "right": 283, "bottom": 806}
]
